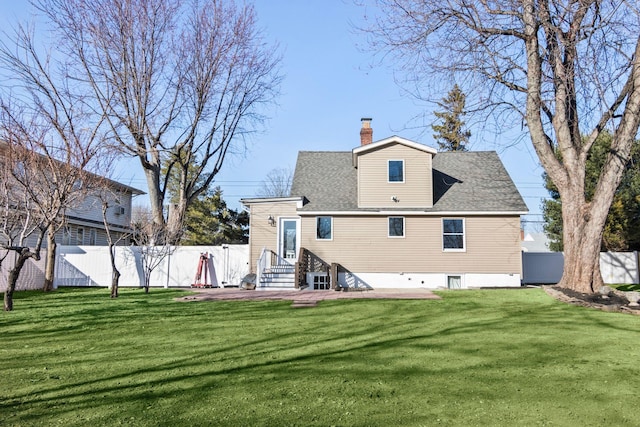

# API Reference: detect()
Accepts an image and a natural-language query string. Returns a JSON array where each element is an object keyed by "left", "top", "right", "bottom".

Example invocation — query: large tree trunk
[
  {"left": 522, "top": 9, "right": 640, "bottom": 295},
  {"left": 43, "top": 225, "right": 57, "bottom": 292},
  {"left": 143, "top": 166, "right": 166, "bottom": 229},
  {"left": 557, "top": 197, "right": 607, "bottom": 293},
  {"left": 4, "top": 251, "right": 30, "bottom": 311},
  {"left": 166, "top": 197, "right": 187, "bottom": 245}
]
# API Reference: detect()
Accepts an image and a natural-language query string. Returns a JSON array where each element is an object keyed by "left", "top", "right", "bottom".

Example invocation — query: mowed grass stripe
[{"left": 1, "top": 288, "right": 639, "bottom": 426}]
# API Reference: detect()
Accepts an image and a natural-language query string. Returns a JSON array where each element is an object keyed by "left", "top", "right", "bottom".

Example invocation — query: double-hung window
[
  {"left": 89, "top": 229, "right": 97, "bottom": 245},
  {"left": 61, "top": 227, "right": 71, "bottom": 245},
  {"left": 76, "top": 227, "right": 85, "bottom": 245},
  {"left": 388, "top": 216, "right": 405, "bottom": 238},
  {"left": 388, "top": 160, "right": 404, "bottom": 183},
  {"left": 443, "top": 218, "right": 465, "bottom": 251},
  {"left": 316, "top": 216, "right": 332, "bottom": 240}
]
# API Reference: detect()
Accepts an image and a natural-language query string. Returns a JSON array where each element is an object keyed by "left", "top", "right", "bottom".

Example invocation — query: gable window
[
  {"left": 316, "top": 216, "right": 333, "bottom": 240},
  {"left": 443, "top": 218, "right": 465, "bottom": 251},
  {"left": 388, "top": 216, "right": 405, "bottom": 238},
  {"left": 388, "top": 160, "right": 404, "bottom": 183}
]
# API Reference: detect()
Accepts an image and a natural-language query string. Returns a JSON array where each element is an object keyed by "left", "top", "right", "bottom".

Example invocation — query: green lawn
[{"left": 2, "top": 288, "right": 640, "bottom": 426}]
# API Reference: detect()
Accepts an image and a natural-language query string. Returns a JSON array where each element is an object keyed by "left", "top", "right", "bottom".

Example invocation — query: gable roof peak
[{"left": 351, "top": 135, "right": 437, "bottom": 166}]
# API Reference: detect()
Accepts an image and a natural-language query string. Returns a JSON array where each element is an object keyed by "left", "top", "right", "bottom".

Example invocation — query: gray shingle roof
[
  {"left": 290, "top": 151, "right": 358, "bottom": 211},
  {"left": 431, "top": 151, "right": 528, "bottom": 212},
  {"left": 290, "top": 150, "right": 528, "bottom": 213}
]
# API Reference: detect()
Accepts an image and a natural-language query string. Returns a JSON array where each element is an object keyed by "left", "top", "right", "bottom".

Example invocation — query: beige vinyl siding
[
  {"left": 300, "top": 215, "right": 522, "bottom": 274},
  {"left": 357, "top": 142, "right": 433, "bottom": 208},
  {"left": 247, "top": 200, "right": 299, "bottom": 272}
]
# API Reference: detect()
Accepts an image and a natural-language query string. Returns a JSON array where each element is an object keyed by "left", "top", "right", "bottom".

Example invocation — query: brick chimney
[{"left": 360, "top": 117, "right": 373, "bottom": 146}]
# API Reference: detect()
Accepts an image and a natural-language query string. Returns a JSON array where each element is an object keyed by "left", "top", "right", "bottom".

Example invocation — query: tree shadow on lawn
[{"left": 4, "top": 290, "right": 640, "bottom": 425}]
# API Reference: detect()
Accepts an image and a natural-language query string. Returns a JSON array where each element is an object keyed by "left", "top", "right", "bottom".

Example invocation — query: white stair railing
[
  {"left": 256, "top": 247, "right": 273, "bottom": 287},
  {"left": 257, "top": 247, "right": 266, "bottom": 287}
]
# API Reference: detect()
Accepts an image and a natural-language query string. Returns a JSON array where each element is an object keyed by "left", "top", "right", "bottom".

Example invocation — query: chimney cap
[{"left": 361, "top": 117, "right": 372, "bottom": 122}]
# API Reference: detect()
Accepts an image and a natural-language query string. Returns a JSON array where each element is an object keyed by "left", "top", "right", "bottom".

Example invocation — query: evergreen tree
[
  {"left": 431, "top": 84, "right": 471, "bottom": 151},
  {"left": 181, "top": 186, "right": 248, "bottom": 246},
  {"left": 543, "top": 131, "right": 640, "bottom": 251},
  {"left": 162, "top": 158, "right": 247, "bottom": 245}
]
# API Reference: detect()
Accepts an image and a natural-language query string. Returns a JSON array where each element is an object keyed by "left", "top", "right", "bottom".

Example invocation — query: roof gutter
[{"left": 296, "top": 210, "right": 529, "bottom": 216}]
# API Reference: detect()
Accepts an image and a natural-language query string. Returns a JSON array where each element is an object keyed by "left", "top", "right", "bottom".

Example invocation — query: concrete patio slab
[{"left": 177, "top": 288, "right": 441, "bottom": 303}]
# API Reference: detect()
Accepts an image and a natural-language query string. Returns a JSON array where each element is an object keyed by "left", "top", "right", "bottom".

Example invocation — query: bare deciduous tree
[
  {"left": 131, "top": 205, "right": 176, "bottom": 293},
  {"left": 0, "top": 115, "right": 98, "bottom": 309},
  {"left": 94, "top": 182, "right": 132, "bottom": 298},
  {"left": 364, "top": 0, "right": 640, "bottom": 293},
  {"left": 0, "top": 142, "right": 46, "bottom": 311},
  {"left": 34, "top": 0, "right": 283, "bottom": 242},
  {"left": 0, "top": 21, "right": 107, "bottom": 293},
  {"left": 256, "top": 167, "right": 293, "bottom": 198}
]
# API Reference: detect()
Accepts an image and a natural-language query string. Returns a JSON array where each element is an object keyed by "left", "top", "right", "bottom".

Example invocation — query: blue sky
[{"left": 0, "top": 1, "right": 548, "bottom": 230}]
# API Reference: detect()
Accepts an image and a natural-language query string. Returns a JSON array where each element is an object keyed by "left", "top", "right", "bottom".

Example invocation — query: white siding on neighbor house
[
  {"left": 18, "top": 219, "right": 131, "bottom": 249},
  {"left": 357, "top": 142, "right": 433, "bottom": 208},
  {"left": 67, "top": 192, "right": 133, "bottom": 229},
  {"left": 21, "top": 223, "right": 130, "bottom": 249},
  {"left": 56, "top": 225, "right": 129, "bottom": 246}
]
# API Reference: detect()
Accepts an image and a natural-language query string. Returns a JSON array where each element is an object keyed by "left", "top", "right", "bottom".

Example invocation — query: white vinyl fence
[
  {"left": 3, "top": 247, "right": 637, "bottom": 290},
  {"left": 522, "top": 251, "right": 640, "bottom": 285},
  {"left": 0, "top": 245, "right": 249, "bottom": 291},
  {"left": 0, "top": 253, "right": 47, "bottom": 291}
]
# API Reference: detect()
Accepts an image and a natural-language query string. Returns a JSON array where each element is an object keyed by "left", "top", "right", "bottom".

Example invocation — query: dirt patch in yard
[{"left": 544, "top": 285, "right": 640, "bottom": 315}]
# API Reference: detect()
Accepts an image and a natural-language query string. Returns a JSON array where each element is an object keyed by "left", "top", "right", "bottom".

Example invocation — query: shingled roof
[{"left": 290, "top": 150, "right": 528, "bottom": 213}]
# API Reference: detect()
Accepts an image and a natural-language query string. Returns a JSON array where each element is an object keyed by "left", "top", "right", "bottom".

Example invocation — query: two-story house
[
  {"left": 0, "top": 141, "right": 144, "bottom": 247},
  {"left": 60, "top": 178, "right": 144, "bottom": 246},
  {"left": 241, "top": 118, "right": 528, "bottom": 290}
]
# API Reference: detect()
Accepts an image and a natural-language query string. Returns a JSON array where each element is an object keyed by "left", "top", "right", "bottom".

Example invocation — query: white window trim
[
  {"left": 316, "top": 216, "right": 333, "bottom": 241},
  {"left": 442, "top": 218, "right": 466, "bottom": 252},
  {"left": 388, "top": 216, "right": 405, "bottom": 238},
  {"left": 387, "top": 159, "right": 405, "bottom": 183},
  {"left": 277, "top": 217, "right": 301, "bottom": 262}
]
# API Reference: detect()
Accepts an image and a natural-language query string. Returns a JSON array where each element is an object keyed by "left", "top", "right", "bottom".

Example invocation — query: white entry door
[{"left": 278, "top": 218, "right": 300, "bottom": 263}]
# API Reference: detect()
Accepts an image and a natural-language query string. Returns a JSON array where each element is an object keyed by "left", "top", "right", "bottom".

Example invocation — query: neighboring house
[
  {"left": 59, "top": 178, "right": 144, "bottom": 246},
  {"left": 241, "top": 118, "right": 528, "bottom": 290},
  {"left": 0, "top": 142, "right": 144, "bottom": 247}
]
